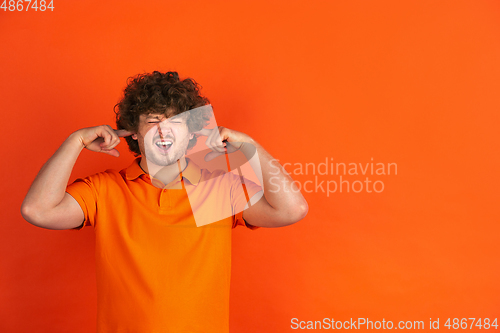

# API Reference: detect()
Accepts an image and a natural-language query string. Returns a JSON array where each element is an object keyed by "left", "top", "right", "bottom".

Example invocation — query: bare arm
[
  {"left": 20, "top": 126, "right": 132, "bottom": 229},
  {"left": 237, "top": 138, "right": 309, "bottom": 227},
  {"left": 197, "top": 127, "right": 309, "bottom": 228}
]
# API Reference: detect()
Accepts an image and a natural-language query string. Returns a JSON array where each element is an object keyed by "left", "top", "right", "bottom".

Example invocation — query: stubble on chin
[{"left": 144, "top": 148, "right": 176, "bottom": 167}]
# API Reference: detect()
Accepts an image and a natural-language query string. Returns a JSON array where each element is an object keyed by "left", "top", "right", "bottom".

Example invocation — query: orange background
[{"left": 1, "top": 1, "right": 499, "bottom": 332}]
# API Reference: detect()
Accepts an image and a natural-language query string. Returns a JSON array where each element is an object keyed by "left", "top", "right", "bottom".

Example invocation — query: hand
[
  {"left": 194, "top": 126, "right": 251, "bottom": 161},
  {"left": 73, "top": 125, "right": 133, "bottom": 157}
]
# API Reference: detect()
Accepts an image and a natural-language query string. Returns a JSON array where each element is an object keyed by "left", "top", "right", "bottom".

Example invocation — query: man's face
[{"left": 132, "top": 111, "right": 193, "bottom": 167}]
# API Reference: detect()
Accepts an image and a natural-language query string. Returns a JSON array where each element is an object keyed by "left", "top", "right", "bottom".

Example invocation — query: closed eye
[{"left": 149, "top": 121, "right": 182, "bottom": 124}]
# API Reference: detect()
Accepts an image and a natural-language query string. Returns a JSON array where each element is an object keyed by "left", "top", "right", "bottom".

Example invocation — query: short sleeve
[
  {"left": 231, "top": 174, "right": 263, "bottom": 230},
  {"left": 65, "top": 173, "right": 100, "bottom": 230}
]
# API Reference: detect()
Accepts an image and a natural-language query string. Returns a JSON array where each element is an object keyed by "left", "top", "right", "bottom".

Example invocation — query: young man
[{"left": 21, "top": 71, "right": 308, "bottom": 332}]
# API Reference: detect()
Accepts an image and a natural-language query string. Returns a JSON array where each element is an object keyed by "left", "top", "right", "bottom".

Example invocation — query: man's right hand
[{"left": 73, "top": 125, "right": 134, "bottom": 157}]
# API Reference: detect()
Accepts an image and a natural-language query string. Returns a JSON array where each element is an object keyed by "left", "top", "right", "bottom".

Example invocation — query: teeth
[{"left": 156, "top": 141, "right": 172, "bottom": 147}]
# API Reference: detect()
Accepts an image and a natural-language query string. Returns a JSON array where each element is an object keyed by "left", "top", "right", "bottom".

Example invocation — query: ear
[
  {"left": 189, "top": 133, "right": 194, "bottom": 140},
  {"left": 132, "top": 134, "right": 138, "bottom": 140}
]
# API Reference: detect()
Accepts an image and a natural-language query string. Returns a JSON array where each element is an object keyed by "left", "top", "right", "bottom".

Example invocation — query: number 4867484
[
  {"left": 444, "top": 318, "right": 498, "bottom": 330},
  {"left": 1, "top": 1, "right": 54, "bottom": 11}
]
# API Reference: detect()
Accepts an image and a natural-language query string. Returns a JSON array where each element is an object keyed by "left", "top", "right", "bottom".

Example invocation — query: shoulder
[
  {"left": 200, "top": 168, "right": 241, "bottom": 184},
  {"left": 92, "top": 168, "right": 124, "bottom": 181},
  {"left": 75, "top": 168, "right": 125, "bottom": 187}
]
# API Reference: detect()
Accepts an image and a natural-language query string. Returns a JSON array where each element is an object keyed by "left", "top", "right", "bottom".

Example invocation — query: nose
[
  {"left": 157, "top": 123, "right": 164, "bottom": 139},
  {"left": 156, "top": 121, "right": 174, "bottom": 140}
]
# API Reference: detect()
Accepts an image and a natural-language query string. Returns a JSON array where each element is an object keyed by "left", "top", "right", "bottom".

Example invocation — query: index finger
[
  {"left": 115, "top": 129, "right": 134, "bottom": 137},
  {"left": 193, "top": 128, "right": 212, "bottom": 137}
]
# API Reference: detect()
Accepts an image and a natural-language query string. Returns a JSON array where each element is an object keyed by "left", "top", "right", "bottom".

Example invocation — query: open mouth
[{"left": 155, "top": 140, "right": 173, "bottom": 153}]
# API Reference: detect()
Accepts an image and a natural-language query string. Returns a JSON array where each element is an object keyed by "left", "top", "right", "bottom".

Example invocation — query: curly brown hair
[{"left": 114, "top": 71, "right": 212, "bottom": 156}]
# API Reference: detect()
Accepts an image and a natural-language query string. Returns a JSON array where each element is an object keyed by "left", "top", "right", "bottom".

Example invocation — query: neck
[{"left": 140, "top": 156, "right": 188, "bottom": 188}]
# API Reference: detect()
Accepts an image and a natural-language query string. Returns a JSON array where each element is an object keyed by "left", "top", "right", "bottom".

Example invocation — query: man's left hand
[{"left": 194, "top": 126, "right": 252, "bottom": 161}]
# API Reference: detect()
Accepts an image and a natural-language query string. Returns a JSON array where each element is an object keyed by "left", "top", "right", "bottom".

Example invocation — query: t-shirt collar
[{"left": 125, "top": 156, "right": 202, "bottom": 185}]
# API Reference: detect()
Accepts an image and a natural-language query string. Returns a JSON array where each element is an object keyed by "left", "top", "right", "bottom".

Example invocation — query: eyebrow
[
  {"left": 146, "top": 116, "right": 170, "bottom": 122},
  {"left": 144, "top": 115, "right": 186, "bottom": 123}
]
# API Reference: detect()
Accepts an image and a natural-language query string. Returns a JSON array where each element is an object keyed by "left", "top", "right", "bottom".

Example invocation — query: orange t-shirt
[{"left": 66, "top": 156, "right": 262, "bottom": 333}]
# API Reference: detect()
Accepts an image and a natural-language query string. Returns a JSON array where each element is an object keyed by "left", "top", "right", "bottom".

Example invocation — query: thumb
[
  {"left": 101, "top": 148, "right": 120, "bottom": 157},
  {"left": 204, "top": 150, "right": 225, "bottom": 162},
  {"left": 194, "top": 128, "right": 212, "bottom": 137}
]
